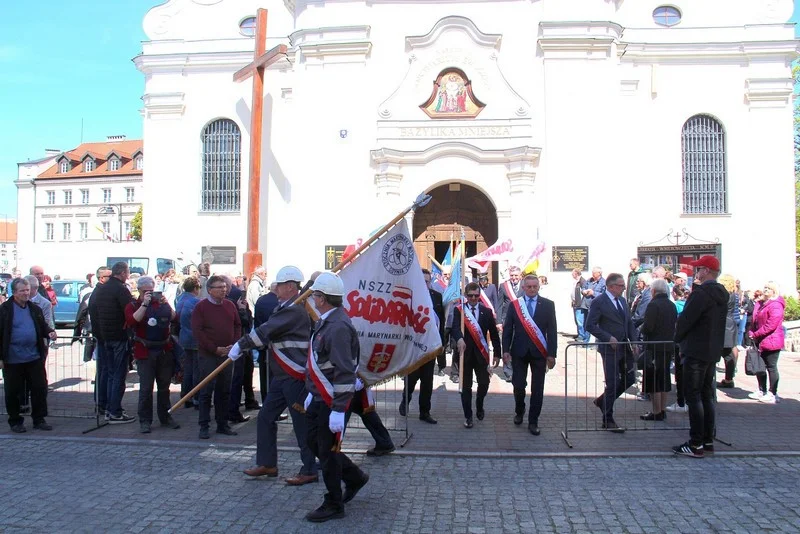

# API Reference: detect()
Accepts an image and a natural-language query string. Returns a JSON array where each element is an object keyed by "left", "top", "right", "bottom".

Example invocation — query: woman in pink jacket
[{"left": 748, "top": 282, "right": 785, "bottom": 404}]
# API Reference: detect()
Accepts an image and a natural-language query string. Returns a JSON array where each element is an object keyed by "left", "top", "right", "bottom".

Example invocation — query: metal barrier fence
[
  {"left": 562, "top": 340, "right": 690, "bottom": 447},
  {"left": 0, "top": 336, "right": 97, "bottom": 419}
]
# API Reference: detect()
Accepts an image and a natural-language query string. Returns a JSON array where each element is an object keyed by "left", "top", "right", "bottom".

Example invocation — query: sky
[{"left": 1, "top": 1, "right": 799, "bottom": 221}]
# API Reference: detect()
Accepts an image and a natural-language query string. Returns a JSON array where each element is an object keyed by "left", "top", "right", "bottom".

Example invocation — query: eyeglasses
[
  {"left": 466, "top": 293, "right": 480, "bottom": 298},
  {"left": 207, "top": 285, "right": 226, "bottom": 290}
]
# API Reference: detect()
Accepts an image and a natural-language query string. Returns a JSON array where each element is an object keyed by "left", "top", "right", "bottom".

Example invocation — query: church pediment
[{"left": 378, "top": 16, "right": 529, "bottom": 121}]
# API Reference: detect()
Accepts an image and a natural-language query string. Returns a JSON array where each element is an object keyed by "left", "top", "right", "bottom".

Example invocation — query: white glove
[
  {"left": 329, "top": 410, "right": 345, "bottom": 433},
  {"left": 355, "top": 378, "right": 364, "bottom": 391},
  {"left": 304, "top": 392, "right": 313, "bottom": 411},
  {"left": 227, "top": 343, "right": 242, "bottom": 361}
]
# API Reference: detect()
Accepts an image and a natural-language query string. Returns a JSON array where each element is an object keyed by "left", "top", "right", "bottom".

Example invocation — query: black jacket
[
  {"left": 0, "top": 298, "right": 54, "bottom": 362},
  {"left": 586, "top": 292, "right": 638, "bottom": 358},
  {"left": 641, "top": 293, "right": 677, "bottom": 354},
  {"left": 451, "top": 303, "right": 501, "bottom": 359},
  {"left": 675, "top": 281, "right": 729, "bottom": 363},
  {"left": 88, "top": 277, "right": 132, "bottom": 341},
  {"left": 502, "top": 295, "right": 558, "bottom": 359}
]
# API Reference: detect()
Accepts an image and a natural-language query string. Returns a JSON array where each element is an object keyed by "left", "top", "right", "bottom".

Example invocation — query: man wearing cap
[
  {"left": 230, "top": 266, "right": 317, "bottom": 486},
  {"left": 303, "top": 271, "right": 369, "bottom": 522},
  {"left": 672, "top": 255, "right": 728, "bottom": 458}
]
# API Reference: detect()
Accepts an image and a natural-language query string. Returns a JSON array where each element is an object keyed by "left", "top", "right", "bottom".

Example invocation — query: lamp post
[{"left": 97, "top": 204, "right": 124, "bottom": 242}]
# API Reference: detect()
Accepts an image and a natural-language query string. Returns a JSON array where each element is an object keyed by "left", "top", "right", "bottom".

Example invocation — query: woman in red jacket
[{"left": 748, "top": 282, "right": 785, "bottom": 404}]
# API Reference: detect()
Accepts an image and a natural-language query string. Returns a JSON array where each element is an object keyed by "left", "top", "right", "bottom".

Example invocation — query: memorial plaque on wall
[
  {"left": 201, "top": 246, "right": 237, "bottom": 265},
  {"left": 551, "top": 246, "right": 589, "bottom": 272},
  {"left": 324, "top": 245, "right": 348, "bottom": 270}
]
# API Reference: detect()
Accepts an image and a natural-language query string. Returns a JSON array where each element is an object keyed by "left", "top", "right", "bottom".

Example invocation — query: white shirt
[{"left": 605, "top": 291, "right": 624, "bottom": 312}]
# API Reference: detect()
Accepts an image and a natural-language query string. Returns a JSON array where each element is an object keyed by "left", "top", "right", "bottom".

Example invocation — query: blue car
[{"left": 49, "top": 280, "right": 85, "bottom": 326}]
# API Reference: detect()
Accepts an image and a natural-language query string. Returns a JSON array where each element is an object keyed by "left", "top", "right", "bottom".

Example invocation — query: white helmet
[
  {"left": 311, "top": 271, "right": 344, "bottom": 296},
  {"left": 275, "top": 265, "right": 304, "bottom": 284}
]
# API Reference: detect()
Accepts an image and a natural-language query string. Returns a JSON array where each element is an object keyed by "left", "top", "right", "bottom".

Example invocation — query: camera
[{"left": 151, "top": 291, "right": 162, "bottom": 300}]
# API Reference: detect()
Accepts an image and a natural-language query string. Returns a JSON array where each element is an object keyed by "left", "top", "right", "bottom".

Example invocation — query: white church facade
[{"left": 136, "top": 0, "right": 798, "bottom": 327}]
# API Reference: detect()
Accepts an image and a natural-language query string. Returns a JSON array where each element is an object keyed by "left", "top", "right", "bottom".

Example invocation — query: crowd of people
[{"left": 0, "top": 253, "right": 792, "bottom": 518}]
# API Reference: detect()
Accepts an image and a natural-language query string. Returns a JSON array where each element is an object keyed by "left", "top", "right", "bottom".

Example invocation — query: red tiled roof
[
  {"left": 37, "top": 139, "right": 143, "bottom": 179},
  {"left": 0, "top": 221, "right": 18, "bottom": 243}
]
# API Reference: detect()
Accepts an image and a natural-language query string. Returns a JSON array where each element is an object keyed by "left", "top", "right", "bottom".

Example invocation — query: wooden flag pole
[
  {"left": 428, "top": 254, "right": 444, "bottom": 271},
  {"left": 168, "top": 192, "right": 433, "bottom": 414},
  {"left": 168, "top": 358, "right": 232, "bottom": 413}
]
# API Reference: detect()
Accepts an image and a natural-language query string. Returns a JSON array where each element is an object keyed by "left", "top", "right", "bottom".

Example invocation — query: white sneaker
[
  {"left": 748, "top": 391, "right": 765, "bottom": 400},
  {"left": 775, "top": 394, "right": 781, "bottom": 403},
  {"left": 759, "top": 392, "right": 776, "bottom": 404},
  {"left": 665, "top": 402, "right": 688, "bottom": 413}
]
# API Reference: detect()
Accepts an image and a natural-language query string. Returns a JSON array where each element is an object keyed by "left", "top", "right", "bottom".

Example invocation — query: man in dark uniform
[
  {"left": 232, "top": 266, "right": 318, "bottom": 486},
  {"left": 426, "top": 269, "right": 447, "bottom": 375},
  {"left": 451, "top": 282, "right": 501, "bottom": 428},
  {"left": 496, "top": 266, "right": 522, "bottom": 382},
  {"left": 479, "top": 274, "right": 499, "bottom": 316},
  {"left": 502, "top": 275, "right": 557, "bottom": 435},
  {"left": 398, "top": 268, "right": 441, "bottom": 424},
  {"left": 304, "top": 272, "right": 369, "bottom": 523}
]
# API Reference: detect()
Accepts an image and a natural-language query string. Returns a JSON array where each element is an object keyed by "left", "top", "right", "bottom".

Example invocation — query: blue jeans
[
  {"left": 736, "top": 315, "right": 746, "bottom": 347},
  {"left": 574, "top": 309, "right": 590, "bottom": 342},
  {"left": 99, "top": 340, "right": 130, "bottom": 417}
]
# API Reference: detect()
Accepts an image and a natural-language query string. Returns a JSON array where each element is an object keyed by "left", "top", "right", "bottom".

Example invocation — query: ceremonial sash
[
  {"left": 512, "top": 298, "right": 548, "bottom": 359},
  {"left": 307, "top": 343, "right": 335, "bottom": 408},
  {"left": 271, "top": 340, "right": 308, "bottom": 381},
  {"left": 460, "top": 305, "right": 491, "bottom": 365},
  {"left": 480, "top": 288, "right": 496, "bottom": 318},
  {"left": 502, "top": 281, "right": 517, "bottom": 301}
]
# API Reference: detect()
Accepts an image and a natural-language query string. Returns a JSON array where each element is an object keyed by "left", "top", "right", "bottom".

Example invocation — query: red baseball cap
[{"left": 689, "top": 255, "right": 720, "bottom": 272}]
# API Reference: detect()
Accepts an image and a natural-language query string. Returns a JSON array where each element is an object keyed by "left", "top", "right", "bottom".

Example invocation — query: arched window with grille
[
  {"left": 681, "top": 115, "right": 727, "bottom": 214},
  {"left": 201, "top": 118, "right": 242, "bottom": 212}
]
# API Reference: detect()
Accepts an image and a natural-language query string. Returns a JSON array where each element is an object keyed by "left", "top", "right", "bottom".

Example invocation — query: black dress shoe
[
  {"left": 513, "top": 414, "right": 523, "bottom": 425},
  {"left": 602, "top": 420, "right": 625, "bottom": 433},
  {"left": 640, "top": 411, "right": 666, "bottom": 421},
  {"left": 228, "top": 414, "right": 251, "bottom": 424},
  {"left": 464, "top": 418, "right": 473, "bottom": 429},
  {"left": 717, "top": 380, "right": 735, "bottom": 389},
  {"left": 343, "top": 473, "right": 369, "bottom": 503},
  {"left": 216, "top": 426, "right": 238, "bottom": 436},
  {"left": 366, "top": 445, "right": 396, "bottom": 457},
  {"left": 476, "top": 410, "right": 485, "bottom": 421},
  {"left": 419, "top": 413, "right": 438, "bottom": 424},
  {"left": 528, "top": 424, "right": 540, "bottom": 436},
  {"left": 244, "top": 401, "right": 262, "bottom": 410},
  {"left": 306, "top": 503, "right": 345, "bottom": 523},
  {"left": 398, "top": 402, "right": 407, "bottom": 417}
]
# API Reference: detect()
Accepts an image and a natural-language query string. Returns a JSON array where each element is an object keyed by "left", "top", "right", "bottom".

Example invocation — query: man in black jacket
[
  {"left": 89, "top": 261, "right": 135, "bottom": 424},
  {"left": 673, "top": 256, "right": 728, "bottom": 458},
  {"left": 0, "top": 278, "right": 57, "bottom": 432}
]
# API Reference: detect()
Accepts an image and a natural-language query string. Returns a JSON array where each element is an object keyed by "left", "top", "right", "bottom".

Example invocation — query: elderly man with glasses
[
  {"left": 451, "top": 282, "right": 502, "bottom": 429},
  {"left": 191, "top": 274, "right": 242, "bottom": 439}
]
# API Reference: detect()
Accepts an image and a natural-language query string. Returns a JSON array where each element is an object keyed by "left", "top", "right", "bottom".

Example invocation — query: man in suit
[
  {"left": 585, "top": 272, "right": 639, "bottom": 433},
  {"left": 398, "top": 269, "right": 441, "bottom": 424},
  {"left": 478, "top": 274, "right": 499, "bottom": 317},
  {"left": 502, "top": 275, "right": 557, "bottom": 435},
  {"left": 496, "top": 265, "right": 522, "bottom": 382},
  {"left": 452, "top": 282, "right": 502, "bottom": 428}
]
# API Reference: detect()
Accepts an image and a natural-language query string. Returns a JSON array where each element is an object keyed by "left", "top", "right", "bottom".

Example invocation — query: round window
[
  {"left": 653, "top": 6, "right": 682, "bottom": 27},
  {"left": 239, "top": 16, "right": 257, "bottom": 37}
]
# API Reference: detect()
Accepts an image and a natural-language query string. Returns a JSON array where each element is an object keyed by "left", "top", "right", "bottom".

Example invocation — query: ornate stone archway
[{"left": 412, "top": 183, "right": 498, "bottom": 282}]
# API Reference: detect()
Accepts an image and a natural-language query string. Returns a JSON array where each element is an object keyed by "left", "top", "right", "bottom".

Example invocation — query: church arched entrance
[{"left": 412, "top": 182, "right": 499, "bottom": 283}]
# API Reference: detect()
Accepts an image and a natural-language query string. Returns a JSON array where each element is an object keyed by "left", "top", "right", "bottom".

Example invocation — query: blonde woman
[
  {"left": 747, "top": 282, "right": 785, "bottom": 403},
  {"left": 717, "top": 275, "right": 739, "bottom": 389}
]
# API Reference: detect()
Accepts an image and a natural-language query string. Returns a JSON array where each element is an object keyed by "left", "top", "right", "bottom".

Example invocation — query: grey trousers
[{"left": 256, "top": 377, "right": 316, "bottom": 475}]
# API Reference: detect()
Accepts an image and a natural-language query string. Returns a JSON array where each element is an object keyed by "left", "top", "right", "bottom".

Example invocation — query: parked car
[{"left": 49, "top": 280, "right": 85, "bottom": 326}]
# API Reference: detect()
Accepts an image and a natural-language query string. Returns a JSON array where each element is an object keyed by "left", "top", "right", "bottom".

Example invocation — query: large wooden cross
[{"left": 233, "top": 8, "right": 287, "bottom": 280}]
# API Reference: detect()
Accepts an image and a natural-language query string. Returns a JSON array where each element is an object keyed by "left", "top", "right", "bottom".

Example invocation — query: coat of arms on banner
[{"left": 341, "top": 219, "right": 443, "bottom": 385}]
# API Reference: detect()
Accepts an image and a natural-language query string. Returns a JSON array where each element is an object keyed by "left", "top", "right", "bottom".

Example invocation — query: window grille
[
  {"left": 681, "top": 115, "right": 727, "bottom": 214},
  {"left": 201, "top": 119, "right": 241, "bottom": 212}
]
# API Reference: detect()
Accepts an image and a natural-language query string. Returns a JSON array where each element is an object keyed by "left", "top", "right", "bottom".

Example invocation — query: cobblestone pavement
[{"left": 1, "top": 436, "right": 799, "bottom": 533}]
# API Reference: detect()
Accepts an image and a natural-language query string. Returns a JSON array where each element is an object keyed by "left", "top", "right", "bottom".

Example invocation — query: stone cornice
[
  {"left": 745, "top": 77, "right": 795, "bottom": 107},
  {"left": 290, "top": 25, "right": 372, "bottom": 64},
  {"left": 133, "top": 47, "right": 294, "bottom": 75},
  {"left": 407, "top": 16, "right": 502, "bottom": 50},
  {"left": 142, "top": 92, "right": 186, "bottom": 120},
  {"left": 538, "top": 21, "right": 624, "bottom": 59},
  {"left": 620, "top": 40, "right": 800, "bottom": 63}
]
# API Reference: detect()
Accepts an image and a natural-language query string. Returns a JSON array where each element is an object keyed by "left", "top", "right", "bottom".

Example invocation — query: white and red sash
[
  {"left": 459, "top": 304, "right": 491, "bottom": 365},
  {"left": 512, "top": 297, "right": 548, "bottom": 358},
  {"left": 307, "top": 343, "right": 334, "bottom": 408},
  {"left": 502, "top": 280, "right": 518, "bottom": 301},
  {"left": 480, "top": 288, "right": 496, "bottom": 318},
  {"left": 271, "top": 340, "right": 307, "bottom": 381}
]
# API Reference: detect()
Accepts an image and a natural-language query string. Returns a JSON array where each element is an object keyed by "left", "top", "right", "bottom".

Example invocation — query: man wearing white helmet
[
  {"left": 303, "top": 271, "right": 369, "bottom": 523},
  {"left": 228, "top": 265, "right": 317, "bottom": 486}
]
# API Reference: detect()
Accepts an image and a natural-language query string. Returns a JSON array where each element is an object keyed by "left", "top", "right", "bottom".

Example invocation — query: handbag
[{"left": 744, "top": 344, "right": 766, "bottom": 376}]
